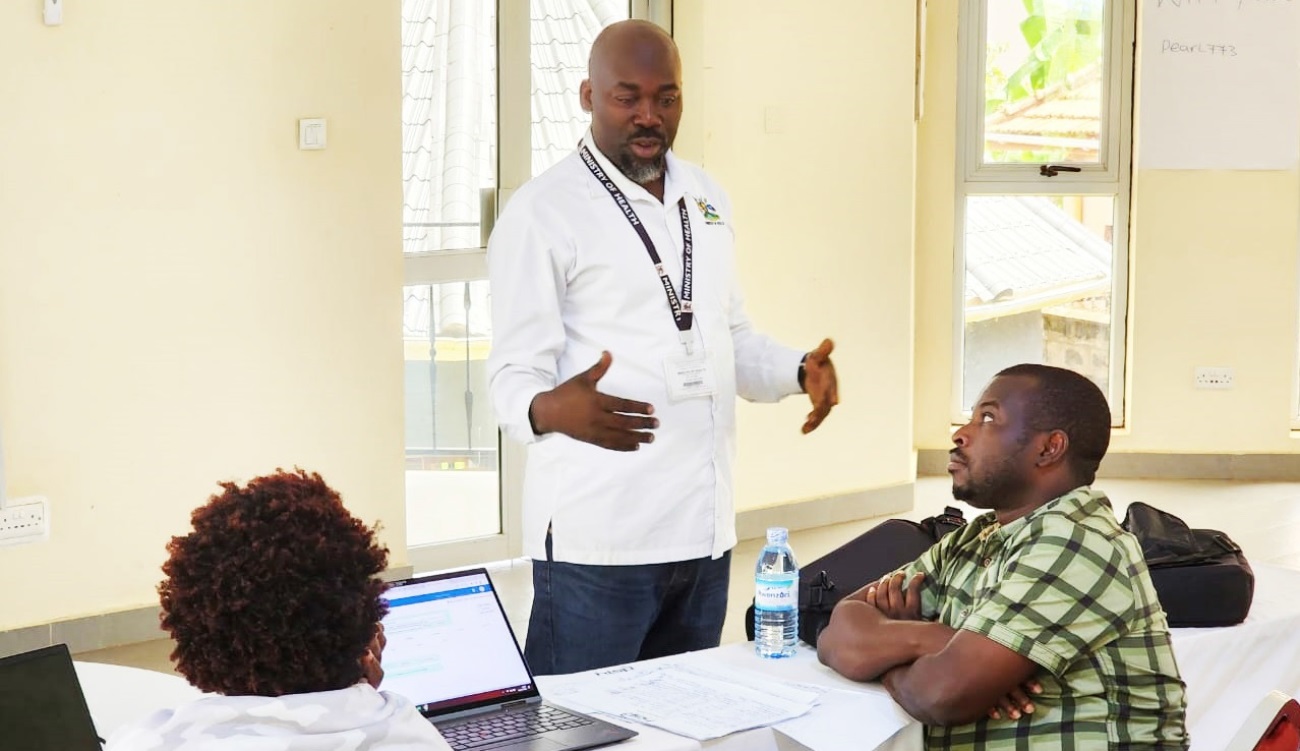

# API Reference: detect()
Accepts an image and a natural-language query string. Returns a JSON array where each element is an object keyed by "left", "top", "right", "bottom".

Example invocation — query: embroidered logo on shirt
[{"left": 695, "top": 197, "right": 724, "bottom": 225}]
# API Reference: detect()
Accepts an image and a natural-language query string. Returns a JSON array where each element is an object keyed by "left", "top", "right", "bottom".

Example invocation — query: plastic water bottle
[{"left": 754, "top": 526, "right": 799, "bottom": 658}]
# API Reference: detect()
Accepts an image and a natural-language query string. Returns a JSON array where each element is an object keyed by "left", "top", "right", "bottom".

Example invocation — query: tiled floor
[{"left": 78, "top": 476, "right": 1300, "bottom": 675}]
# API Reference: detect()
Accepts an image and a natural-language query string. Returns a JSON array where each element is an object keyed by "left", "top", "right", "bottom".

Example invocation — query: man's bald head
[
  {"left": 580, "top": 20, "right": 683, "bottom": 190},
  {"left": 588, "top": 20, "right": 681, "bottom": 84}
]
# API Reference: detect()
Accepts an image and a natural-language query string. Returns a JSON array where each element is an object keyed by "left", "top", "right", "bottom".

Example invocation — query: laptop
[
  {"left": 380, "top": 568, "right": 637, "bottom": 751},
  {"left": 0, "top": 643, "right": 104, "bottom": 750}
]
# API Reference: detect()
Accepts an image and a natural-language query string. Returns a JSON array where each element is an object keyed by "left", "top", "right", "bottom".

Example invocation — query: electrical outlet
[
  {"left": 0, "top": 496, "right": 49, "bottom": 547},
  {"left": 1195, "top": 366, "right": 1234, "bottom": 390}
]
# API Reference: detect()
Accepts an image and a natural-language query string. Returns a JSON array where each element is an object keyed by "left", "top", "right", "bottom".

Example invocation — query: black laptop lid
[
  {"left": 380, "top": 568, "right": 541, "bottom": 719},
  {"left": 0, "top": 643, "right": 103, "bottom": 750}
]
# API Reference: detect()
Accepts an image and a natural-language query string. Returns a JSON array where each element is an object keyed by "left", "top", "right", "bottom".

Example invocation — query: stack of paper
[{"left": 545, "top": 662, "right": 820, "bottom": 741}]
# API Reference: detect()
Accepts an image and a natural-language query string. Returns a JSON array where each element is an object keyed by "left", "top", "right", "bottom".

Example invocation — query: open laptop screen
[
  {"left": 0, "top": 643, "right": 103, "bottom": 751},
  {"left": 381, "top": 569, "right": 539, "bottom": 717}
]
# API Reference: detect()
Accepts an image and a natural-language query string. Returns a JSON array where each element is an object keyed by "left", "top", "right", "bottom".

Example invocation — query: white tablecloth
[{"left": 1169, "top": 563, "right": 1300, "bottom": 751}]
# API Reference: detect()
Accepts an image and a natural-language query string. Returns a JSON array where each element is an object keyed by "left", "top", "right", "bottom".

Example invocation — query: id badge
[{"left": 663, "top": 350, "right": 717, "bottom": 401}]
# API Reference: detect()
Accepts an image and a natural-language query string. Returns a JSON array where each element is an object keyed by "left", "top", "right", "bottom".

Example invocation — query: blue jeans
[{"left": 523, "top": 535, "right": 731, "bottom": 676}]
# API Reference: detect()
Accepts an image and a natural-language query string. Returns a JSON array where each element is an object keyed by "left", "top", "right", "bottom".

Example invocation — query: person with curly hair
[{"left": 106, "top": 469, "right": 452, "bottom": 750}]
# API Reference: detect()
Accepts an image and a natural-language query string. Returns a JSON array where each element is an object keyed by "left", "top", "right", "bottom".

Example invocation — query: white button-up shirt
[{"left": 487, "top": 132, "right": 804, "bottom": 565}]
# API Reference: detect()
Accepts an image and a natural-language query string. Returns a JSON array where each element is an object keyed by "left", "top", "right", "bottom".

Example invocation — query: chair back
[{"left": 1224, "top": 690, "right": 1300, "bottom": 751}]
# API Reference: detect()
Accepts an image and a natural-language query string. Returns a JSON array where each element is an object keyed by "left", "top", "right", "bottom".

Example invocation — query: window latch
[{"left": 1039, "top": 164, "right": 1082, "bottom": 177}]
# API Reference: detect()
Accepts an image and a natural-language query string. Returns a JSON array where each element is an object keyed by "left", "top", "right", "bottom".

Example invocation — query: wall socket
[
  {"left": 0, "top": 496, "right": 49, "bottom": 547},
  {"left": 1194, "top": 366, "right": 1234, "bottom": 390}
]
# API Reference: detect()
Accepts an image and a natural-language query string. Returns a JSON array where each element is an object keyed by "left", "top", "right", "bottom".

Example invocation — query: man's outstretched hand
[
  {"left": 802, "top": 338, "right": 839, "bottom": 434},
  {"left": 529, "top": 352, "right": 658, "bottom": 451}
]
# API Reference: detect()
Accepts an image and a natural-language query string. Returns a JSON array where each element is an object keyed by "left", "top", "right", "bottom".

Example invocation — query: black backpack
[
  {"left": 1121, "top": 501, "right": 1254, "bottom": 627},
  {"left": 744, "top": 507, "right": 967, "bottom": 646}
]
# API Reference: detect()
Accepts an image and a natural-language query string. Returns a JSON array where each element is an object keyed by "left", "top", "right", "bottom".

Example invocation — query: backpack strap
[{"left": 921, "top": 506, "right": 967, "bottom": 541}]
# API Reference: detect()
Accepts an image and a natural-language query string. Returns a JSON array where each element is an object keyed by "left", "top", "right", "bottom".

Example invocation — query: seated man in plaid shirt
[{"left": 818, "top": 364, "right": 1189, "bottom": 750}]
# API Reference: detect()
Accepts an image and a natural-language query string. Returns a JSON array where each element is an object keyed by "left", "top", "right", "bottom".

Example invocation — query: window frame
[
  {"left": 951, "top": 0, "right": 1135, "bottom": 427},
  {"left": 1293, "top": 214, "right": 1300, "bottom": 429},
  {"left": 403, "top": 0, "right": 672, "bottom": 573}
]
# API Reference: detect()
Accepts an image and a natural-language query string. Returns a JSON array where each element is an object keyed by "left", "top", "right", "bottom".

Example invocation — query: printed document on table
[
  {"left": 774, "top": 688, "right": 915, "bottom": 751},
  {"left": 544, "top": 662, "right": 819, "bottom": 741}
]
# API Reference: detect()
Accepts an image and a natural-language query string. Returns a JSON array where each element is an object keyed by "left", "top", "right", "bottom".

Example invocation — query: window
[
  {"left": 401, "top": 1, "right": 663, "bottom": 567},
  {"left": 953, "top": 0, "right": 1134, "bottom": 423}
]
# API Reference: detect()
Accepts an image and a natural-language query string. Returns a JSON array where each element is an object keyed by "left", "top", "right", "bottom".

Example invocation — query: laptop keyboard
[{"left": 439, "top": 705, "right": 596, "bottom": 750}]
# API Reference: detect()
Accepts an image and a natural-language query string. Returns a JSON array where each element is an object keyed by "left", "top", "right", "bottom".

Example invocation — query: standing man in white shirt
[{"left": 487, "top": 19, "right": 839, "bottom": 675}]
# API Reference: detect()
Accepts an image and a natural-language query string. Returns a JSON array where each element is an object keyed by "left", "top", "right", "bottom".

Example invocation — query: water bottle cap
[{"left": 766, "top": 527, "right": 788, "bottom": 545}]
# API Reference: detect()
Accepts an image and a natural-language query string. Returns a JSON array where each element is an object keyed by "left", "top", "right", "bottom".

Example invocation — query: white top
[
  {"left": 488, "top": 132, "right": 804, "bottom": 565},
  {"left": 105, "top": 684, "right": 452, "bottom": 751}
]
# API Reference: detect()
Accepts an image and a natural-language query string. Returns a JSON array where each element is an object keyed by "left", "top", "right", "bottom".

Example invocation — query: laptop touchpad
[{"left": 496, "top": 737, "right": 565, "bottom": 751}]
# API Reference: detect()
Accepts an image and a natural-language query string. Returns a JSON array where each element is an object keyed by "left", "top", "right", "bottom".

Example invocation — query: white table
[
  {"left": 539, "top": 643, "right": 922, "bottom": 751},
  {"left": 74, "top": 660, "right": 202, "bottom": 741},
  {"left": 539, "top": 563, "right": 1300, "bottom": 751},
  {"left": 72, "top": 565, "right": 1300, "bottom": 751},
  {"left": 1169, "top": 563, "right": 1300, "bottom": 751}
]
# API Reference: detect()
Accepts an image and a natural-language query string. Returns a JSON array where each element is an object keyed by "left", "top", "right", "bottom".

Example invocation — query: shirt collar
[
  {"left": 992, "top": 485, "right": 1109, "bottom": 540},
  {"left": 580, "top": 129, "right": 697, "bottom": 207}
]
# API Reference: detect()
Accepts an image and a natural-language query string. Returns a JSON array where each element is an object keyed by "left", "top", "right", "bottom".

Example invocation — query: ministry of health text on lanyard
[{"left": 579, "top": 144, "right": 696, "bottom": 354}]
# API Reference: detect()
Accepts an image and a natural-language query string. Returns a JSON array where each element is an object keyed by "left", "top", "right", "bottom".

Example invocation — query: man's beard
[
  {"left": 616, "top": 128, "right": 669, "bottom": 185},
  {"left": 617, "top": 150, "right": 666, "bottom": 185},
  {"left": 951, "top": 448, "right": 1030, "bottom": 506},
  {"left": 953, "top": 469, "right": 1023, "bottom": 505}
]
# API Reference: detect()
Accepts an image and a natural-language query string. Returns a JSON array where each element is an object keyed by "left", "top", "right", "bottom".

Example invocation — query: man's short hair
[{"left": 996, "top": 364, "right": 1111, "bottom": 484}]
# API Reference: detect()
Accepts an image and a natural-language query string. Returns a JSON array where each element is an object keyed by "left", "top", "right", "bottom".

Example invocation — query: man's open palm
[
  {"left": 802, "top": 338, "right": 840, "bottom": 434},
  {"left": 530, "top": 351, "right": 658, "bottom": 451}
]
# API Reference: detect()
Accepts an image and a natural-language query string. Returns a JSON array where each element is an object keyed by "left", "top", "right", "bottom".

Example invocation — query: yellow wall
[
  {"left": 913, "top": 0, "right": 961, "bottom": 453},
  {"left": 913, "top": 0, "right": 1300, "bottom": 454},
  {"left": 13, "top": 0, "right": 1286, "bottom": 634},
  {"left": 0, "top": 2, "right": 407, "bottom": 631},
  {"left": 1116, "top": 172, "right": 1299, "bottom": 452},
  {"left": 674, "top": 0, "right": 920, "bottom": 510}
]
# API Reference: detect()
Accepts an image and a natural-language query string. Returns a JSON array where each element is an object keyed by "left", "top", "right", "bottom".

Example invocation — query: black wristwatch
[{"left": 797, "top": 353, "right": 809, "bottom": 392}]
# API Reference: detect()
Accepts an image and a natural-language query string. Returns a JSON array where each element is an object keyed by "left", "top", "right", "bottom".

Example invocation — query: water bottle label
[{"left": 755, "top": 577, "right": 798, "bottom": 611}]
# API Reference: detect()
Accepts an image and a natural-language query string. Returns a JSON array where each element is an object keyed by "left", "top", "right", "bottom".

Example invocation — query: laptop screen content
[{"left": 381, "top": 570, "right": 538, "bottom": 717}]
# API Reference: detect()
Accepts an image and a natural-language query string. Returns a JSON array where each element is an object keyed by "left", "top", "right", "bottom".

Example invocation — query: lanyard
[{"left": 579, "top": 144, "right": 695, "bottom": 353}]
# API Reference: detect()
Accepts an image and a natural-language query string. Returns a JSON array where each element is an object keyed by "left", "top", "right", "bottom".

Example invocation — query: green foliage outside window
[{"left": 985, "top": 0, "right": 1105, "bottom": 117}]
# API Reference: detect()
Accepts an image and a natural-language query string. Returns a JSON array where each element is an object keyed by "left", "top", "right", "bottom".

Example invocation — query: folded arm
[
  {"left": 818, "top": 598, "right": 1040, "bottom": 726},
  {"left": 816, "top": 600, "right": 955, "bottom": 681},
  {"left": 881, "top": 630, "right": 1039, "bottom": 726},
  {"left": 878, "top": 515, "right": 1140, "bottom": 726}
]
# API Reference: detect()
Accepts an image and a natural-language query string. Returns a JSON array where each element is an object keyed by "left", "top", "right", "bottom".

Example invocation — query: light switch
[
  {"left": 44, "top": 0, "right": 63, "bottom": 25},
  {"left": 298, "top": 118, "right": 327, "bottom": 150}
]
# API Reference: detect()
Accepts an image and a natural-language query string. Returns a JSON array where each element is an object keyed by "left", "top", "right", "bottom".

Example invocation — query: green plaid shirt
[{"left": 899, "top": 487, "right": 1189, "bottom": 750}]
